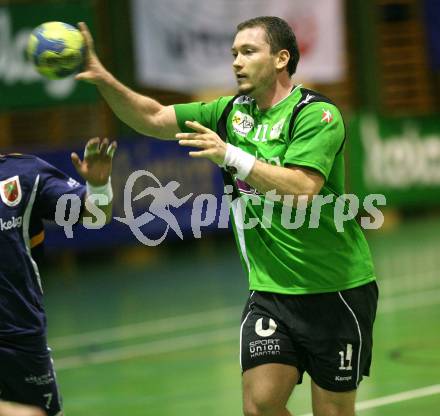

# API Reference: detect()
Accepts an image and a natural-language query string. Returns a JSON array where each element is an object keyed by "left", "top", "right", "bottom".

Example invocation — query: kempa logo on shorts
[
  {"left": 54, "top": 169, "right": 387, "bottom": 243},
  {"left": 335, "top": 375, "right": 352, "bottom": 382},
  {"left": 255, "top": 318, "right": 277, "bottom": 337}
]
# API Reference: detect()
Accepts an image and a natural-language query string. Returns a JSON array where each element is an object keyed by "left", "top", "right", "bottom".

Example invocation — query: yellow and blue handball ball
[{"left": 27, "top": 21, "right": 85, "bottom": 79}]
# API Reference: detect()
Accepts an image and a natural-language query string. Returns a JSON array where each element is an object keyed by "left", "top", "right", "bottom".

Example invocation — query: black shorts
[
  {"left": 240, "top": 281, "right": 378, "bottom": 392},
  {"left": 0, "top": 344, "right": 62, "bottom": 416}
]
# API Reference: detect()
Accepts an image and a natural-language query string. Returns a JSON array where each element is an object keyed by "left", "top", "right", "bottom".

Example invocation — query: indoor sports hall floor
[{"left": 43, "top": 217, "right": 440, "bottom": 415}]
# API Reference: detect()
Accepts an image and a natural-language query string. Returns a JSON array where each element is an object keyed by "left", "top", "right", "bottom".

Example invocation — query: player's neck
[{"left": 255, "top": 77, "right": 295, "bottom": 111}]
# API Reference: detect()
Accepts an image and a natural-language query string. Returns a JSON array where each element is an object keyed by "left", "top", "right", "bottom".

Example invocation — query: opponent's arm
[
  {"left": 71, "top": 137, "right": 117, "bottom": 224},
  {"left": 76, "top": 22, "right": 179, "bottom": 140}
]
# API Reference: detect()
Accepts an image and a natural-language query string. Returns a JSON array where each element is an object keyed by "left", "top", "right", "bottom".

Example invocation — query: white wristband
[
  {"left": 221, "top": 143, "right": 256, "bottom": 180},
  {"left": 86, "top": 177, "right": 113, "bottom": 203}
]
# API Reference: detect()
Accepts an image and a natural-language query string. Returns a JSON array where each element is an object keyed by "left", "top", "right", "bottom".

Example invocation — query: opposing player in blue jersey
[{"left": 0, "top": 137, "right": 116, "bottom": 416}]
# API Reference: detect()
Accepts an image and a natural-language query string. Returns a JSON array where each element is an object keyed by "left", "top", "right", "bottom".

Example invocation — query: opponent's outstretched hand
[
  {"left": 177, "top": 121, "right": 227, "bottom": 165},
  {"left": 71, "top": 137, "right": 117, "bottom": 186},
  {"left": 75, "top": 21, "right": 108, "bottom": 84}
]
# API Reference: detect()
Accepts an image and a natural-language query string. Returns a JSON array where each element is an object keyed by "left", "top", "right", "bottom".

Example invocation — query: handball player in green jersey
[{"left": 77, "top": 16, "right": 378, "bottom": 416}]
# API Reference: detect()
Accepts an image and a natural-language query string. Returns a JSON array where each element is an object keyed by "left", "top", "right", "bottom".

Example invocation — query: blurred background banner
[
  {"left": 349, "top": 113, "right": 440, "bottom": 207},
  {"left": 130, "top": 0, "right": 345, "bottom": 92},
  {"left": 0, "top": 2, "right": 96, "bottom": 110},
  {"left": 35, "top": 136, "right": 226, "bottom": 251}
]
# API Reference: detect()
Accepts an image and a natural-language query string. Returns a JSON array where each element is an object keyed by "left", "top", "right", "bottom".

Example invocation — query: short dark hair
[{"left": 236, "top": 16, "right": 300, "bottom": 77}]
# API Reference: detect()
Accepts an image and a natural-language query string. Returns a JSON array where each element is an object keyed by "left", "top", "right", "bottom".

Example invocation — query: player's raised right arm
[{"left": 76, "top": 22, "right": 179, "bottom": 140}]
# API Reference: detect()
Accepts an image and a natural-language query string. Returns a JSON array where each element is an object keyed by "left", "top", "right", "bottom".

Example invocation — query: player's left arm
[
  {"left": 177, "top": 121, "right": 323, "bottom": 202},
  {"left": 242, "top": 161, "right": 324, "bottom": 202},
  {"left": 71, "top": 137, "right": 117, "bottom": 224},
  {"left": 177, "top": 108, "right": 342, "bottom": 205}
]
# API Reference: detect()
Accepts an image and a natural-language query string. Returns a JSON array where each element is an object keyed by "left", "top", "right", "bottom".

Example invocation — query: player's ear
[{"left": 275, "top": 49, "right": 290, "bottom": 71}]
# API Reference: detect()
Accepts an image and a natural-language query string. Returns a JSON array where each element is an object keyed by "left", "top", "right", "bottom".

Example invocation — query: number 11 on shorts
[{"left": 339, "top": 343, "right": 353, "bottom": 370}]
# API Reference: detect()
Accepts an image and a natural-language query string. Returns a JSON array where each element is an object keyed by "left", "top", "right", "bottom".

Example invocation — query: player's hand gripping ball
[{"left": 27, "top": 21, "right": 85, "bottom": 79}]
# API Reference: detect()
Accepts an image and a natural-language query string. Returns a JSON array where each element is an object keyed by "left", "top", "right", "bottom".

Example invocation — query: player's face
[{"left": 231, "top": 27, "right": 278, "bottom": 98}]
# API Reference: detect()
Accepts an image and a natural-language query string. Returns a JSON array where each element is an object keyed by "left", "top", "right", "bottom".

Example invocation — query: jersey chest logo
[
  {"left": 0, "top": 176, "right": 22, "bottom": 207},
  {"left": 232, "top": 111, "right": 254, "bottom": 137}
]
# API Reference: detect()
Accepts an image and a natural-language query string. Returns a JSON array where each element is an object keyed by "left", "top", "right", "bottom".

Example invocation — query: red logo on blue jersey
[{"left": 0, "top": 176, "right": 22, "bottom": 207}]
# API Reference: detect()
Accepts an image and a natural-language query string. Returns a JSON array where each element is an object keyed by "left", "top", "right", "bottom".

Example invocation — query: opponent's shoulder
[
  {"left": 0, "top": 153, "right": 36, "bottom": 161},
  {"left": 0, "top": 153, "right": 42, "bottom": 171},
  {"left": 0, "top": 154, "right": 61, "bottom": 179}
]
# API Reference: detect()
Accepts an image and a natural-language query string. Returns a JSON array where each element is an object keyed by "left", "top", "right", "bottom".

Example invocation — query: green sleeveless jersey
[{"left": 174, "top": 85, "right": 375, "bottom": 294}]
